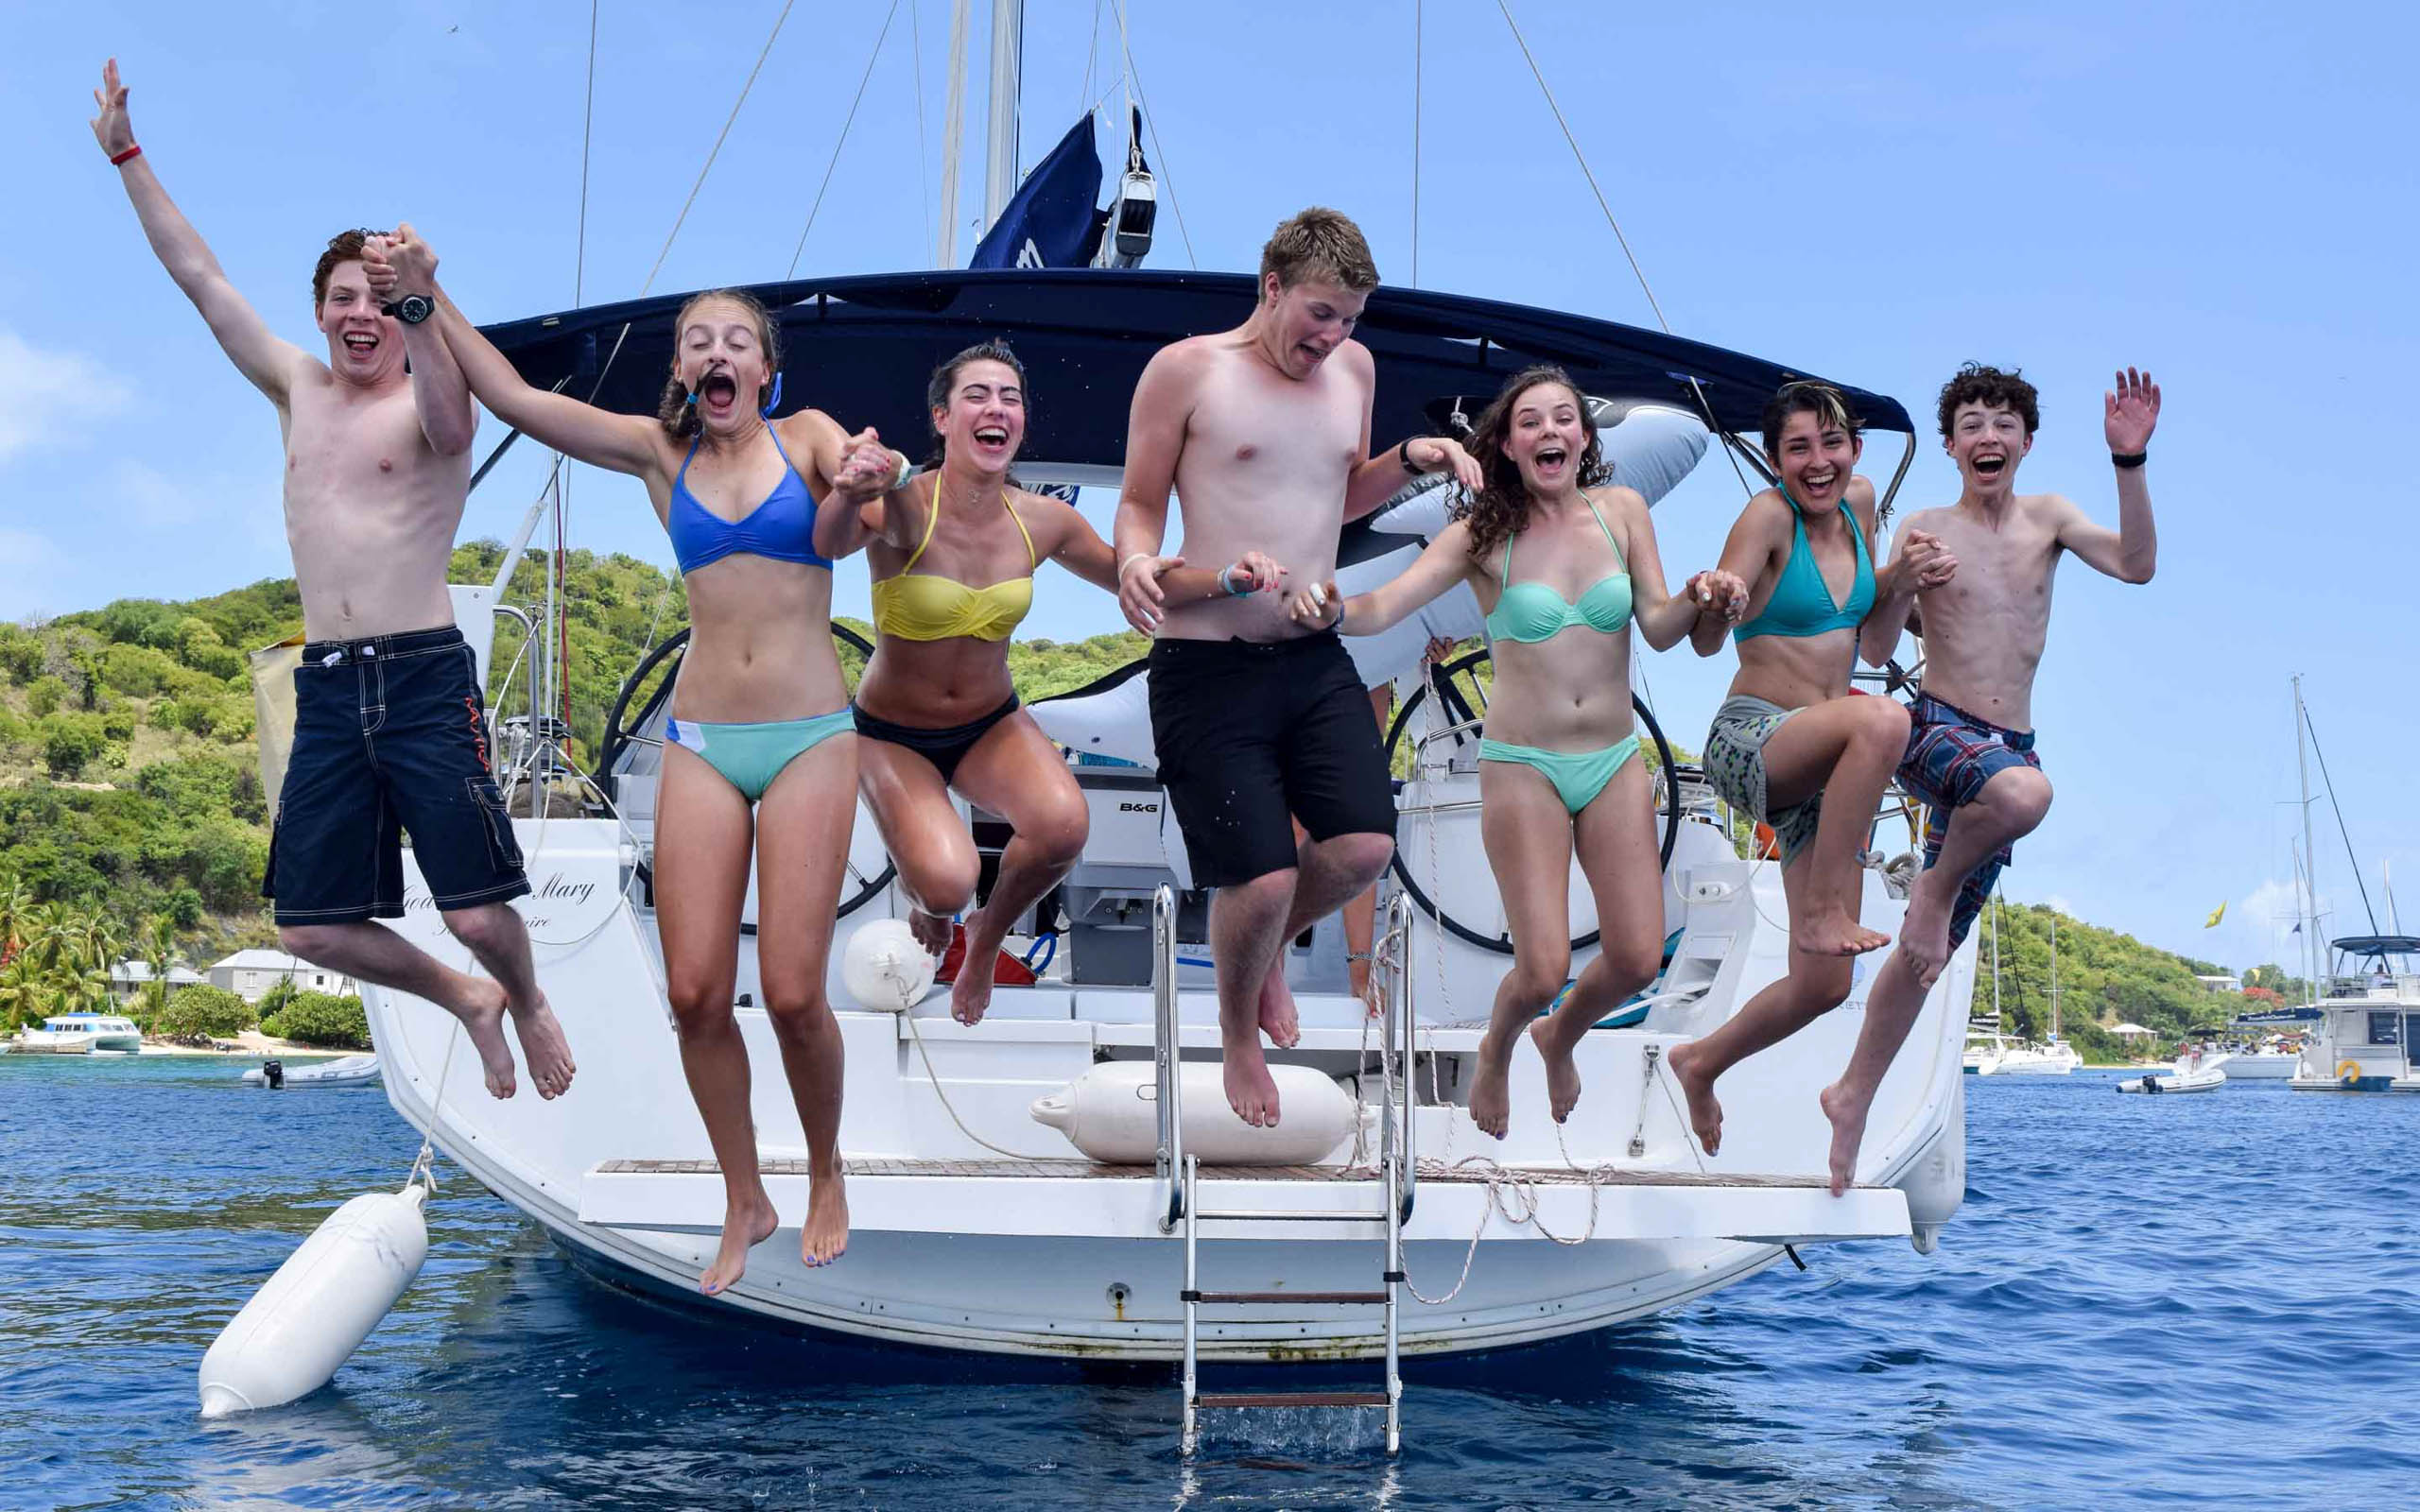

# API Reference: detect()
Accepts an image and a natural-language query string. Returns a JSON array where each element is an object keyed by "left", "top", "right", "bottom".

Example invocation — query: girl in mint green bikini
[
  {"left": 403, "top": 238, "right": 902, "bottom": 1295},
  {"left": 1291, "top": 366, "right": 1728, "bottom": 1139}
]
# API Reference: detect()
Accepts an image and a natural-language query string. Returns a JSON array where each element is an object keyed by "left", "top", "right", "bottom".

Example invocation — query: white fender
[
  {"left": 197, "top": 1184, "right": 428, "bottom": 1418},
  {"left": 1896, "top": 1071, "right": 1966, "bottom": 1254},
  {"left": 1031, "top": 1060, "right": 1367, "bottom": 1166},
  {"left": 840, "top": 919, "right": 937, "bottom": 1012}
]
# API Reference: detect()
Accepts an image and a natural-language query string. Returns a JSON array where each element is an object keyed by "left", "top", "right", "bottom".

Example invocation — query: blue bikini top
[
  {"left": 1733, "top": 490, "right": 1873, "bottom": 643},
  {"left": 666, "top": 424, "right": 833, "bottom": 576},
  {"left": 1483, "top": 491, "right": 1633, "bottom": 644}
]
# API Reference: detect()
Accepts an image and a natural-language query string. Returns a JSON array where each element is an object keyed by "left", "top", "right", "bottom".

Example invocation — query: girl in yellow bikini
[
  {"left": 1288, "top": 366, "right": 1728, "bottom": 1137},
  {"left": 830, "top": 341, "right": 1276, "bottom": 1024}
]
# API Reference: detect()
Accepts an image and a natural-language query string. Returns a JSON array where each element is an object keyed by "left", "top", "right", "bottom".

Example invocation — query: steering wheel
[
  {"left": 1382, "top": 646, "right": 1679, "bottom": 957},
  {"left": 596, "top": 622, "right": 895, "bottom": 922}
]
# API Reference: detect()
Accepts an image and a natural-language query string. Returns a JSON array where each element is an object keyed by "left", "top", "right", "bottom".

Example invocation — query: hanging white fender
[
  {"left": 197, "top": 1183, "right": 429, "bottom": 1418},
  {"left": 1030, "top": 1060, "right": 1370, "bottom": 1166}
]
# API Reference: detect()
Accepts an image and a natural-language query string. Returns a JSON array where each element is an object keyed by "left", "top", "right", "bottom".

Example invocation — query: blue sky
[{"left": 5, "top": 2, "right": 2413, "bottom": 974}]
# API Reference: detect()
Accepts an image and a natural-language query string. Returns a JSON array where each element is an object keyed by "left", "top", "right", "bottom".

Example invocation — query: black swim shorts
[
  {"left": 262, "top": 625, "right": 529, "bottom": 925},
  {"left": 1146, "top": 630, "right": 1396, "bottom": 889}
]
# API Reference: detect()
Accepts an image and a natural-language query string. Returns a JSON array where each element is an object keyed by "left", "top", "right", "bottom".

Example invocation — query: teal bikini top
[
  {"left": 1733, "top": 491, "right": 1875, "bottom": 643},
  {"left": 1483, "top": 492, "right": 1633, "bottom": 644}
]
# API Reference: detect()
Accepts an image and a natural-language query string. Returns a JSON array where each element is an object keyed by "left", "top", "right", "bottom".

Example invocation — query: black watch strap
[{"left": 1397, "top": 437, "right": 1426, "bottom": 475}]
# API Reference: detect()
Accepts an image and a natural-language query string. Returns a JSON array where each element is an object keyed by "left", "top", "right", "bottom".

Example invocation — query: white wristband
[{"left": 889, "top": 451, "right": 914, "bottom": 490}]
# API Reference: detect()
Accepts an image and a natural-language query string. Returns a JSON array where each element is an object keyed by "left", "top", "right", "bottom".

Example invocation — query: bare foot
[
  {"left": 907, "top": 907, "right": 953, "bottom": 958},
  {"left": 1255, "top": 962, "right": 1302, "bottom": 1049},
  {"left": 1223, "top": 1037, "right": 1283, "bottom": 1127},
  {"left": 1665, "top": 1039, "right": 1724, "bottom": 1156},
  {"left": 1468, "top": 1028, "right": 1516, "bottom": 1139},
  {"left": 445, "top": 977, "right": 518, "bottom": 1099},
  {"left": 1817, "top": 1080, "right": 1872, "bottom": 1197},
  {"left": 952, "top": 917, "right": 1000, "bottom": 1025},
  {"left": 508, "top": 992, "right": 578, "bottom": 1100},
  {"left": 1795, "top": 904, "right": 1891, "bottom": 958},
  {"left": 700, "top": 1188, "right": 778, "bottom": 1296},
  {"left": 802, "top": 1164, "right": 849, "bottom": 1267},
  {"left": 1529, "top": 1013, "right": 1585, "bottom": 1125},
  {"left": 1894, "top": 873, "right": 1956, "bottom": 989}
]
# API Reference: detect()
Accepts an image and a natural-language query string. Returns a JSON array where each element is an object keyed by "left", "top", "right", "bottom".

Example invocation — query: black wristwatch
[
  {"left": 1398, "top": 437, "right": 1428, "bottom": 475},
  {"left": 382, "top": 293, "right": 434, "bottom": 325}
]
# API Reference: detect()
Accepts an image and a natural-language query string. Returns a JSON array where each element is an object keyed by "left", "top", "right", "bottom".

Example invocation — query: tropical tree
[
  {"left": 0, "top": 878, "right": 29, "bottom": 966},
  {"left": 46, "top": 964, "right": 111, "bottom": 1016},
  {"left": 0, "top": 956, "right": 46, "bottom": 1030},
  {"left": 137, "top": 915, "right": 179, "bottom": 1022},
  {"left": 18, "top": 902, "right": 73, "bottom": 975}
]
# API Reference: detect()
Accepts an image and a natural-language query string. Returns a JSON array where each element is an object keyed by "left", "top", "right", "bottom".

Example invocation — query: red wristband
[{"left": 110, "top": 144, "right": 143, "bottom": 166}]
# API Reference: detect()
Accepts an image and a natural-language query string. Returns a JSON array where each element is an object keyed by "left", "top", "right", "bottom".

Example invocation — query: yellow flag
[{"left": 2204, "top": 901, "right": 2227, "bottom": 928}]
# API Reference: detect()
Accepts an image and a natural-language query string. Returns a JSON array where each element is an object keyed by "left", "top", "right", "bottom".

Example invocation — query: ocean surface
[{"left": 4, "top": 1054, "right": 2412, "bottom": 1511}]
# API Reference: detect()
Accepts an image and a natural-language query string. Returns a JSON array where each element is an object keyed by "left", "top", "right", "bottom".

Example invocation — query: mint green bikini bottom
[
  {"left": 1478, "top": 732, "right": 1642, "bottom": 815},
  {"left": 665, "top": 708, "right": 855, "bottom": 803}
]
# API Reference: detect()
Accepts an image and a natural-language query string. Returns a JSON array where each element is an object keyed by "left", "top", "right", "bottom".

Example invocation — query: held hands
[
  {"left": 90, "top": 59, "right": 134, "bottom": 159},
  {"left": 1286, "top": 579, "right": 1345, "bottom": 629},
  {"left": 1407, "top": 437, "right": 1484, "bottom": 494},
  {"left": 1895, "top": 528, "right": 1958, "bottom": 592},
  {"left": 831, "top": 429, "right": 895, "bottom": 499},
  {"left": 1684, "top": 569, "right": 1749, "bottom": 624},
  {"left": 2104, "top": 367, "right": 2160, "bottom": 454},
  {"left": 1224, "top": 550, "right": 1285, "bottom": 597},
  {"left": 361, "top": 225, "right": 439, "bottom": 303},
  {"left": 1118, "top": 551, "right": 1184, "bottom": 633}
]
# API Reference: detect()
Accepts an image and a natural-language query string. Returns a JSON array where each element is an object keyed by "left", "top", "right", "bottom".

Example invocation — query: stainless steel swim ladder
[{"left": 1153, "top": 885, "right": 1419, "bottom": 1455}]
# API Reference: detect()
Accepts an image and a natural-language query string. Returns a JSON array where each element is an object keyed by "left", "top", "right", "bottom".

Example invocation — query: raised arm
[
  {"left": 367, "top": 233, "right": 660, "bottom": 479},
  {"left": 785, "top": 412, "right": 905, "bottom": 560},
  {"left": 1694, "top": 494, "right": 1786, "bottom": 658},
  {"left": 361, "top": 226, "right": 475, "bottom": 455},
  {"left": 2057, "top": 368, "right": 2160, "bottom": 584},
  {"left": 1288, "top": 520, "right": 1478, "bottom": 637},
  {"left": 1859, "top": 509, "right": 1956, "bottom": 667},
  {"left": 1112, "top": 344, "right": 1198, "bottom": 631},
  {"left": 1332, "top": 345, "right": 1483, "bottom": 520},
  {"left": 92, "top": 59, "right": 304, "bottom": 404},
  {"left": 1611, "top": 489, "right": 1720, "bottom": 652}
]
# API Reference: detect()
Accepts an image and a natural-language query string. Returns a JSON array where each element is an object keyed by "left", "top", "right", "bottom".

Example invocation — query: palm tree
[
  {"left": 19, "top": 902, "right": 73, "bottom": 975},
  {"left": 0, "top": 878, "right": 30, "bottom": 968},
  {"left": 137, "top": 916, "right": 179, "bottom": 1024},
  {"left": 47, "top": 963, "right": 110, "bottom": 1016},
  {"left": 73, "top": 911, "right": 125, "bottom": 979},
  {"left": 0, "top": 956, "right": 48, "bottom": 1031}
]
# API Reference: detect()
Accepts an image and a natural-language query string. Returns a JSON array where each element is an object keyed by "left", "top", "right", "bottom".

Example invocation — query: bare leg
[
  {"left": 947, "top": 713, "right": 1089, "bottom": 1024},
  {"left": 1469, "top": 763, "right": 1574, "bottom": 1138},
  {"left": 653, "top": 744, "right": 776, "bottom": 1296},
  {"left": 1254, "top": 830, "right": 1396, "bottom": 1051},
  {"left": 278, "top": 919, "right": 522, "bottom": 1096},
  {"left": 1898, "top": 766, "right": 2052, "bottom": 988},
  {"left": 756, "top": 736, "right": 860, "bottom": 1267},
  {"left": 1756, "top": 695, "right": 1910, "bottom": 957},
  {"left": 858, "top": 738, "right": 977, "bottom": 959},
  {"left": 1532, "top": 760, "right": 1666, "bottom": 1125},
  {"left": 1665, "top": 857, "right": 1858, "bottom": 1157},
  {"left": 1210, "top": 872, "right": 1294, "bottom": 1126},
  {"left": 441, "top": 902, "right": 576, "bottom": 1098}
]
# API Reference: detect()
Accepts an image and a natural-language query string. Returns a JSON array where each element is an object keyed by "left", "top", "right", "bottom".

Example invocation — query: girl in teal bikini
[
  {"left": 1290, "top": 366, "right": 1729, "bottom": 1137},
  {"left": 389, "top": 232, "right": 901, "bottom": 1294}
]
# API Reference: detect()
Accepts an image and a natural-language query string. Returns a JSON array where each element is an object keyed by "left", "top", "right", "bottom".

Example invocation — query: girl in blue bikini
[
  {"left": 1289, "top": 366, "right": 1728, "bottom": 1137},
  {"left": 392, "top": 233, "right": 900, "bottom": 1294}
]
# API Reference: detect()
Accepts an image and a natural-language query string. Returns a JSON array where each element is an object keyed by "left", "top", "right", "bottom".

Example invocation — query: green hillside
[{"left": 0, "top": 551, "right": 2273, "bottom": 1047}]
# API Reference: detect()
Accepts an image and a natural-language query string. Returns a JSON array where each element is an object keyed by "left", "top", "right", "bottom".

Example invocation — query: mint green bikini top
[
  {"left": 1733, "top": 491, "right": 1875, "bottom": 644},
  {"left": 1483, "top": 492, "right": 1634, "bottom": 644}
]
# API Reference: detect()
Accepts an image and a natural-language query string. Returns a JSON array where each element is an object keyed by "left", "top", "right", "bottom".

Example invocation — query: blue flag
[{"left": 969, "top": 116, "right": 1106, "bottom": 269}]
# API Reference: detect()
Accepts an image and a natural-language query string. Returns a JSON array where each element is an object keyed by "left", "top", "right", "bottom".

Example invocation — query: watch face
[{"left": 397, "top": 295, "right": 433, "bottom": 324}]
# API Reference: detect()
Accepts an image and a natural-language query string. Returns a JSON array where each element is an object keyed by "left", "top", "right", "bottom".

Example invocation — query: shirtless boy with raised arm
[
  {"left": 1821, "top": 363, "right": 2160, "bottom": 1191},
  {"left": 1114, "top": 208, "right": 1480, "bottom": 1126},
  {"left": 92, "top": 60, "right": 574, "bottom": 1100}
]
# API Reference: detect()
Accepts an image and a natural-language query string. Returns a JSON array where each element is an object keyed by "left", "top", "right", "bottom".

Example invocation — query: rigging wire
[
  {"left": 1410, "top": 0, "right": 1423, "bottom": 289},
  {"left": 908, "top": 0, "right": 934, "bottom": 263},
  {"left": 1080, "top": 0, "right": 1104, "bottom": 116},
  {"left": 2301, "top": 702, "right": 2381, "bottom": 934},
  {"left": 645, "top": 0, "right": 797, "bottom": 294},
  {"left": 787, "top": 0, "right": 905, "bottom": 279},
  {"left": 1109, "top": 0, "right": 1197, "bottom": 268}
]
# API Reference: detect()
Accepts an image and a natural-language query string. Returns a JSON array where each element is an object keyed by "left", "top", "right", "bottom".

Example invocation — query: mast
[
  {"left": 1991, "top": 894, "right": 2002, "bottom": 1022},
  {"left": 982, "top": 0, "right": 1024, "bottom": 229},
  {"left": 2294, "top": 675, "right": 2323, "bottom": 1001},
  {"left": 937, "top": 0, "right": 972, "bottom": 265},
  {"left": 2049, "top": 914, "right": 2060, "bottom": 1040}
]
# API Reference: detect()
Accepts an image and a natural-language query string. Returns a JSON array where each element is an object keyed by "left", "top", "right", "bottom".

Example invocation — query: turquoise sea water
[{"left": 5, "top": 1054, "right": 2414, "bottom": 1509}]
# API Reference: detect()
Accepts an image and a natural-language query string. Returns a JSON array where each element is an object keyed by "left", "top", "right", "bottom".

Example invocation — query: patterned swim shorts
[
  {"left": 1703, "top": 695, "right": 1823, "bottom": 866},
  {"left": 1896, "top": 692, "right": 2044, "bottom": 948}
]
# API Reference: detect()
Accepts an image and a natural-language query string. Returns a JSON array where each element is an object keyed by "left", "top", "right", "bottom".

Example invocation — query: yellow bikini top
[{"left": 869, "top": 477, "right": 1039, "bottom": 642}]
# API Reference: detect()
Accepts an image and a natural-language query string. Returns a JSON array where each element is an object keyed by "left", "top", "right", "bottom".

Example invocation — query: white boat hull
[{"left": 361, "top": 794, "right": 1974, "bottom": 1362}]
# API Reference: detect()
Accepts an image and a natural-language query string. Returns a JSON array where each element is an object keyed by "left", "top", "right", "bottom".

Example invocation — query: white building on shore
[
  {"left": 206, "top": 950, "right": 357, "bottom": 1004},
  {"left": 107, "top": 959, "right": 206, "bottom": 1006}
]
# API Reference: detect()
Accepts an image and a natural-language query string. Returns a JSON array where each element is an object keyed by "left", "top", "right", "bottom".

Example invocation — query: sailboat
[
  {"left": 332, "top": 3, "right": 1979, "bottom": 1390},
  {"left": 1995, "top": 909, "right": 2081, "bottom": 1075}
]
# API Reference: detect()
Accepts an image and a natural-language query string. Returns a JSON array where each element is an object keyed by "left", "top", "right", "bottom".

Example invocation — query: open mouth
[
  {"left": 1800, "top": 466, "right": 1839, "bottom": 494},
  {"left": 342, "top": 333, "right": 379, "bottom": 358},
  {"left": 1534, "top": 443, "right": 1569, "bottom": 472},
  {"left": 699, "top": 371, "right": 738, "bottom": 412},
  {"left": 1972, "top": 454, "right": 2007, "bottom": 479},
  {"left": 972, "top": 425, "right": 1011, "bottom": 450}
]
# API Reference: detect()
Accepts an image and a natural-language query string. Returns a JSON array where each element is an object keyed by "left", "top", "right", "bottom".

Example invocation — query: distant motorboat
[
  {"left": 1962, "top": 1022, "right": 2007, "bottom": 1076},
  {"left": 2118, "top": 1049, "right": 2227, "bottom": 1094},
  {"left": 12, "top": 1014, "right": 141, "bottom": 1055},
  {"left": 241, "top": 1054, "right": 380, "bottom": 1090},
  {"left": 1996, "top": 1039, "right": 2083, "bottom": 1076}
]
